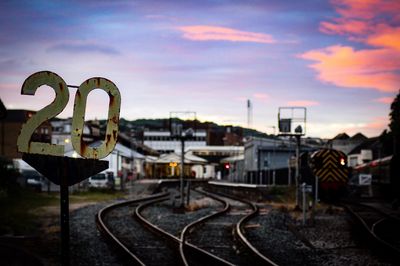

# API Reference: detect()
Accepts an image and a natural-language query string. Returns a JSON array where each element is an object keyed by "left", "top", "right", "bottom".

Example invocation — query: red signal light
[{"left": 224, "top": 163, "right": 230, "bottom": 169}]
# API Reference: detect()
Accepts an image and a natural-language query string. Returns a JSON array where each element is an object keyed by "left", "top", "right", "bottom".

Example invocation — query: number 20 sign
[{"left": 17, "top": 71, "right": 121, "bottom": 160}]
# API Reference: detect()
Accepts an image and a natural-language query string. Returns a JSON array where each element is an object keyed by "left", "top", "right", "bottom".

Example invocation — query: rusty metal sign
[
  {"left": 17, "top": 71, "right": 121, "bottom": 159},
  {"left": 17, "top": 71, "right": 69, "bottom": 156},
  {"left": 16, "top": 70, "right": 121, "bottom": 266},
  {"left": 71, "top": 77, "right": 121, "bottom": 159}
]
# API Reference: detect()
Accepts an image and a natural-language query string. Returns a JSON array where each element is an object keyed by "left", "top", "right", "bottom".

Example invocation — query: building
[
  {"left": 51, "top": 118, "right": 101, "bottom": 149},
  {"left": 0, "top": 110, "right": 52, "bottom": 159},
  {"left": 186, "top": 145, "right": 244, "bottom": 179},
  {"left": 143, "top": 130, "right": 207, "bottom": 153},
  {"left": 329, "top": 132, "right": 368, "bottom": 155},
  {"left": 244, "top": 136, "right": 317, "bottom": 185},
  {"left": 347, "top": 137, "right": 382, "bottom": 167}
]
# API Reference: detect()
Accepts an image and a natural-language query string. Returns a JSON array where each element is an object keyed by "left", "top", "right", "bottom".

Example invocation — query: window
[{"left": 263, "top": 158, "right": 269, "bottom": 167}]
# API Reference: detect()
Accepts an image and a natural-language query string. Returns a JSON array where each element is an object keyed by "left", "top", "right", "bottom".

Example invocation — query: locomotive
[{"left": 301, "top": 148, "right": 349, "bottom": 201}]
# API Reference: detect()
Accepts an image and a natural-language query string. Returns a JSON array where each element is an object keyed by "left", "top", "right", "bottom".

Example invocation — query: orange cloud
[
  {"left": 299, "top": 45, "right": 400, "bottom": 92},
  {"left": 374, "top": 97, "right": 393, "bottom": 104},
  {"left": 178, "top": 25, "right": 276, "bottom": 44},
  {"left": 286, "top": 100, "right": 319, "bottom": 106},
  {"left": 367, "top": 25, "right": 400, "bottom": 50},
  {"left": 301, "top": 0, "right": 400, "bottom": 93}
]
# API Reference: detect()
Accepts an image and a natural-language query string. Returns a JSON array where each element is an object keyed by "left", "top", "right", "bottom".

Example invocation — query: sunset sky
[{"left": 0, "top": 0, "right": 399, "bottom": 138}]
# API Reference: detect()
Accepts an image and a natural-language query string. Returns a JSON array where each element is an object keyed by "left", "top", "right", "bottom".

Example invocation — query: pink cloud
[
  {"left": 286, "top": 100, "right": 319, "bottom": 106},
  {"left": 300, "top": 0, "right": 400, "bottom": 93},
  {"left": 320, "top": 18, "right": 370, "bottom": 36},
  {"left": 177, "top": 25, "right": 276, "bottom": 44},
  {"left": 364, "top": 117, "right": 389, "bottom": 129},
  {"left": 342, "top": 116, "right": 389, "bottom": 136},
  {"left": 300, "top": 45, "right": 400, "bottom": 92},
  {"left": 374, "top": 97, "right": 393, "bottom": 104},
  {"left": 253, "top": 93, "right": 269, "bottom": 100},
  {"left": 331, "top": 0, "right": 400, "bottom": 20}
]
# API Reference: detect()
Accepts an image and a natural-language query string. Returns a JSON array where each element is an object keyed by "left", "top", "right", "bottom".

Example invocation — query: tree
[{"left": 389, "top": 90, "right": 400, "bottom": 155}]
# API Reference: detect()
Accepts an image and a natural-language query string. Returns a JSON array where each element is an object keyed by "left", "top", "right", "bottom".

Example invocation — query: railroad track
[
  {"left": 96, "top": 192, "right": 178, "bottom": 266},
  {"left": 135, "top": 189, "right": 234, "bottom": 266},
  {"left": 97, "top": 188, "right": 278, "bottom": 265},
  {"left": 182, "top": 189, "right": 278, "bottom": 266},
  {"left": 343, "top": 201, "right": 400, "bottom": 259}
]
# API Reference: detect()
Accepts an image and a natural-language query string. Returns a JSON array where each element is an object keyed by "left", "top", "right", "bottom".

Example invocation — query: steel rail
[
  {"left": 343, "top": 203, "right": 400, "bottom": 257},
  {"left": 235, "top": 198, "right": 279, "bottom": 266},
  {"left": 206, "top": 189, "right": 280, "bottom": 266},
  {"left": 96, "top": 192, "right": 169, "bottom": 266},
  {"left": 179, "top": 188, "right": 235, "bottom": 266},
  {"left": 135, "top": 191, "right": 236, "bottom": 265}
]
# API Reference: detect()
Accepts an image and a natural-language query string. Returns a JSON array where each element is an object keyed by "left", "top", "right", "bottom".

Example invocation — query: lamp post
[
  {"left": 170, "top": 111, "right": 196, "bottom": 209},
  {"left": 267, "top": 126, "right": 276, "bottom": 185}
]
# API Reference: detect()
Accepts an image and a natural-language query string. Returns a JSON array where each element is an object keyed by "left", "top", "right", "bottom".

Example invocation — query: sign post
[
  {"left": 17, "top": 71, "right": 121, "bottom": 266},
  {"left": 278, "top": 107, "right": 306, "bottom": 210},
  {"left": 301, "top": 182, "right": 312, "bottom": 225}
]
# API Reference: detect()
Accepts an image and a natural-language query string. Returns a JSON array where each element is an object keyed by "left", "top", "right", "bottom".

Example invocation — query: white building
[
  {"left": 51, "top": 119, "right": 94, "bottom": 152},
  {"left": 143, "top": 130, "right": 207, "bottom": 153},
  {"left": 65, "top": 142, "right": 145, "bottom": 179}
]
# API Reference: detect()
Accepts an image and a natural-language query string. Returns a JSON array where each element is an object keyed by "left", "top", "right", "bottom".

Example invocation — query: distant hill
[{"left": 98, "top": 118, "right": 269, "bottom": 138}]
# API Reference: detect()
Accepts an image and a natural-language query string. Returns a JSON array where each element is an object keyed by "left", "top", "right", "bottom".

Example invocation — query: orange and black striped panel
[{"left": 311, "top": 149, "right": 349, "bottom": 183}]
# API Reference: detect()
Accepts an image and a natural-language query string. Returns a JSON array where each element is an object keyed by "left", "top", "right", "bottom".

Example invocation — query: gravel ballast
[{"left": 41, "top": 191, "right": 397, "bottom": 265}]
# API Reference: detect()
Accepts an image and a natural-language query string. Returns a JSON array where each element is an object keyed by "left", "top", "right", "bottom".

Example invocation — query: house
[
  {"left": 0, "top": 109, "right": 52, "bottom": 159},
  {"left": 347, "top": 137, "right": 382, "bottom": 167},
  {"left": 65, "top": 141, "right": 145, "bottom": 180},
  {"left": 330, "top": 132, "right": 368, "bottom": 155},
  {"left": 144, "top": 152, "right": 207, "bottom": 178}
]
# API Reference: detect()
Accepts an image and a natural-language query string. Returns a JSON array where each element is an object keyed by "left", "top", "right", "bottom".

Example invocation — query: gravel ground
[
  {"left": 7, "top": 184, "right": 396, "bottom": 266},
  {"left": 245, "top": 206, "right": 396, "bottom": 266},
  {"left": 103, "top": 198, "right": 179, "bottom": 266},
  {"left": 70, "top": 202, "right": 122, "bottom": 266},
  {"left": 186, "top": 194, "right": 257, "bottom": 266},
  {"left": 141, "top": 190, "right": 223, "bottom": 238}
]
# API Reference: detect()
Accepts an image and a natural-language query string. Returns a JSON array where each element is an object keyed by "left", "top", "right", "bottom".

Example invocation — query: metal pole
[
  {"left": 60, "top": 175, "right": 70, "bottom": 266},
  {"left": 1, "top": 120, "right": 4, "bottom": 156},
  {"left": 180, "top": 137, "right": 185, "bottom": 207},
  {"left": 186, "top": 180, "right": 191, "bottom": 206},
  {"left": 118, "top": 151, "right": 123, "bottom": 191},
  {"left": 302, "top": 183, "right": 306, "bottom": 225},
  {"left": 315, "top": 175, "right": 319, "bottom": 206},
  {"left": 295, "top": 135, "right": 301, "bottom": 208}
]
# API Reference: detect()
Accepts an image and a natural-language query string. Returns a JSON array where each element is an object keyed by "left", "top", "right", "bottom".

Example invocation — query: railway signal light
[
  {"left": 224, "top": 163, "right": 230, "bottom": 169},
  {"left": 340, "top": 157, "right": 346, "bottom": 166}
]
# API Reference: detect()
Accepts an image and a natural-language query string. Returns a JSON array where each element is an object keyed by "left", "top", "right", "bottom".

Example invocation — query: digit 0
[
  {"left": 17, "top": 71, "right": 69, "bottom": 156},
  {"left": 71, "top": 78, "right": 121, "bottom": 159}
]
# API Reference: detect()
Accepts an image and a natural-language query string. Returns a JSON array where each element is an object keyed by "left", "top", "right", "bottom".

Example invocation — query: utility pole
[
  {"left": 295, "top": 134, "right": 301, "bottom": 208},
  {"left": 180, "top": 136, "right": 185, "bottom": 207}
]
